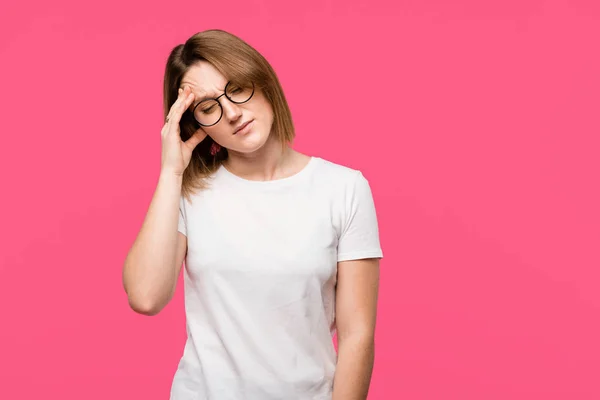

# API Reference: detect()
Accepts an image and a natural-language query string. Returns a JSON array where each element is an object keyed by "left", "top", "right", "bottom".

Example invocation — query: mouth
[{"left": 233, "top": 120, "right": 253, "bottom": 135}]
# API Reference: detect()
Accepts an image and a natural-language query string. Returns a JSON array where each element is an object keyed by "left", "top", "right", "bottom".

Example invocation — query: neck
[{"left": 224, "top": 134, "right": 295, "bottom": 181}]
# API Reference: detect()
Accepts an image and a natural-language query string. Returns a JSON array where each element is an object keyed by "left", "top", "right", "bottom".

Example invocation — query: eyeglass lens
[{"left": 193, "top": 82, "right": 254, "bottom": 126}]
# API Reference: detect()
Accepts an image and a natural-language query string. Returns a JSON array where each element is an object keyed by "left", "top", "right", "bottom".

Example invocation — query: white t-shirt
[{"left": 170, "top": 156, "right": 383, "bottom": 400}]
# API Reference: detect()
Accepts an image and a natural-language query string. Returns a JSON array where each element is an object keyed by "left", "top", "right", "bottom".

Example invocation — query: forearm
[
  {"left": 332, "top": 334, "right": 375, "bottom": 400},
  {"left": 123, "top": 171, "right": 183, "bottom": 312}
]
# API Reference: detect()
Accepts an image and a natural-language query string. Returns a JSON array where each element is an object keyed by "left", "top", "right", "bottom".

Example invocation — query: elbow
[
  {"left": 130, "top": 299, "right": 162, "bottom": 316},
  {"left": 127, "top": 295, "right": 164, "bottom": 316},
  {"left": 124, "top": 287, "right": 167, "bottom": 316},
  {"left": 123, "top": 263, "right": 170, "bottom": 316}
]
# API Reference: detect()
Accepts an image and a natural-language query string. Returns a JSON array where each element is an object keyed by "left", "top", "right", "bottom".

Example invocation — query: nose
[{"left": 220, "top": 97, "right": 242, "bottom": 123}]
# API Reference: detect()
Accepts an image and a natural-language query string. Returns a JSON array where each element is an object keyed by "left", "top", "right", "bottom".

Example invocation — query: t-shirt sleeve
[
  {"left": 178, "top": 196, "right": 187, "bottom": 237},
  {"left": 337, "top": 171, "right": 383, "bottom": 262}
]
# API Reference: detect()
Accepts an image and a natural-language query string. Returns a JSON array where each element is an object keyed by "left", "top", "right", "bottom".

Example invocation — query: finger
[
  {"left": 164, "top": 87, "right": 188, "bottom": 125},
  {"left": 167, "top": 87, "right": 194, "bottom": 131},
  {"left": 183, "top": 128, "right": 208, "bottom": 150}
]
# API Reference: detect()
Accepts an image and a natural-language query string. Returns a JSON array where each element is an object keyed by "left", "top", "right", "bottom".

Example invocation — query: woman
[{"left": 123, "top": 29, "right": 383, "bottom": 400}]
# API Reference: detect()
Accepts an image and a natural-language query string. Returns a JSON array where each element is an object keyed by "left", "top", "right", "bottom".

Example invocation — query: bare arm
[
  {"left": 122, "top": 85, "right": 205, "bottom": 316},
  {"left": 122, "top": 172, "right": 187, "bottom": 315},
  {"left": 332, "top": 258, "right": 380, "bottom": 400}
]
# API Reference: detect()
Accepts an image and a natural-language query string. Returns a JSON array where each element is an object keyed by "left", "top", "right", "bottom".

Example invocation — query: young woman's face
[{"left": 180, "top": 61, "right": 274, "bottom": 154}]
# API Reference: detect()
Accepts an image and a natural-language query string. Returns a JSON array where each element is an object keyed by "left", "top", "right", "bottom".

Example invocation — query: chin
[{"left": 228, "top": 131, "right": 270, "bottom": 154}]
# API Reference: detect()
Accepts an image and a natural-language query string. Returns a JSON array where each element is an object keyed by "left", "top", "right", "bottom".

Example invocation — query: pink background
[{"left": 1, "top": 0, "right": 599, "bottom": 399}]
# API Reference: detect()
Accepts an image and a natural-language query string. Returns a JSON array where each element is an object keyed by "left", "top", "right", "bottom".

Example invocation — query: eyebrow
[
  {"left": 184, "top": 86, "right": 227, "bottom": 108},
  {"left": 191, "top": 95, "right": 210, "bottom": 108}
]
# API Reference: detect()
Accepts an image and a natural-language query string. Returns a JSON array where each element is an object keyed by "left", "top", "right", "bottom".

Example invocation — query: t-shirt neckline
[{"left": 217, "top": 156, "right": 319, "bottom": 189}]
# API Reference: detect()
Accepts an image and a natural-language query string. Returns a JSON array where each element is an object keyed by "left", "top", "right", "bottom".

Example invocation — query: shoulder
[
  {"left": 311, "top": 157, "right": 373, "bottom": 200},
  {"left": 312, "top": 156, "right": 365, "bottom": 187}
]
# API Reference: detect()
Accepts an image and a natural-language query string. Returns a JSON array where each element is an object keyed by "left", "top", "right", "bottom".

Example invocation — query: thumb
[{"left": 184, "top": 128, "right": 207, "bottom": 151}]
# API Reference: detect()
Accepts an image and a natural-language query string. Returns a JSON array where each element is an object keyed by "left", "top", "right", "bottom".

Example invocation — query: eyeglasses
[{"left": 191, "top": 81, "right": 255, "bottom": 127}]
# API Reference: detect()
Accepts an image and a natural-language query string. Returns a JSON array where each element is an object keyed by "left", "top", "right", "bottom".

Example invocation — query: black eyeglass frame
[{"left": 191, "top": 81, "right": 255, "bottom": 127}]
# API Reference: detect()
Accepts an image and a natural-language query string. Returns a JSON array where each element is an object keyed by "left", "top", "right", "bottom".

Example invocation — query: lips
[{"left": 233, "top": 120, "right": 253, "bottom": 134}]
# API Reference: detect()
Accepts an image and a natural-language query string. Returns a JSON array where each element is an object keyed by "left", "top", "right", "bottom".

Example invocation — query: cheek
[
  {"left": 256, "top": 111, "right": 273, "bottom": 134},
  {"left": 256, "top": 101, "right": 274, "bottom": 126},
  {"left": 206, "top": 128, "right": 230, "bottom": 143}
]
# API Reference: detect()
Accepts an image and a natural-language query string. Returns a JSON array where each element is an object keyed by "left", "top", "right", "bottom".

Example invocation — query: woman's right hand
[{"left": 160, "top": 85, "right": 207, "bottom": 176}]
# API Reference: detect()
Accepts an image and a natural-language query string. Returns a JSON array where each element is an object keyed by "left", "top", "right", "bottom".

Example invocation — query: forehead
[{"left": 180, "top": 61, "right": 228, "bottom": 94}]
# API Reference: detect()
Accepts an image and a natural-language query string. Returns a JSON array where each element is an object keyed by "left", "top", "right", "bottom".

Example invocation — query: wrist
[{"left": 159, "top": 169, "right": 184, "bottom": 184}]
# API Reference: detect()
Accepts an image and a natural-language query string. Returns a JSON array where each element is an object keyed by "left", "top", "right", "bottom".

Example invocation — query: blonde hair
[{"left": 163, "top": 29, "right": 295, "bottom": 200}]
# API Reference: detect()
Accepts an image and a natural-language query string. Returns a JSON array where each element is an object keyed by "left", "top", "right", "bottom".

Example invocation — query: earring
[{"left": 210, "top": 142, "right": 222, "bottom": 156}]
